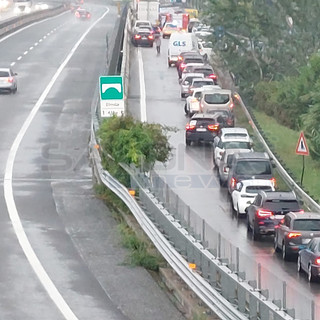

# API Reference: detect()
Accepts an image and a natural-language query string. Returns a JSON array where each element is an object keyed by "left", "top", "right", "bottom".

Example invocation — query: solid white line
[
  {"left": 3, "top": 7, "right": 110, "bottom": 320},
  {"left": 138, "top": 48, "right": 147, "bottom": 122}
]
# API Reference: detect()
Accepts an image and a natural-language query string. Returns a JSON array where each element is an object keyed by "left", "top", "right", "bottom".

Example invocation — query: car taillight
[
  {"left": 223, "top": 166, "right": 229, "bottom": 173},
  {"left": 134, "top": 35, "right": 141, "bottom": 39},
  {"left": 315, "top": 258, "right": 320, "bottom": 265},
  {"left": 7, "top": 77, "right": 14, "bottom": 83},
  {"left": 185, "top": 123, "right": 195, "bottom": 131},
  {"left": 287, "top": 232, "right": 302, "bottom": 239},
  {"left": 229, "top": 102, "right": 234, "bottom": 109},
  {"left": 256, "top": 209, "right": 273, "bottom": 218},
  {"left": 148, "top": 35, "right": 154, "bottom": 40},
  {"left": 180, "top": 63, "right": 186, "bottom": 70},
  {"left": 209, "top": 74, "right": 217, "bottom": 80},
  {"left": 87, "top": 13, "right": 90, "bottom": 18},
  {"left": 297, "top": 209, "right": 304, "bottom": 214},
  {"left": 230, "top": 177, "right": 237, "bottom": 189},
  {"left": 178, "top": 56, "right": 183, "bottom": 61},
  {"left": 270, "top": 177, "right": 276, "bottom": 187},
  {"left": 219, "top": 151, "right": 223, "bottom": 156},
  {"left": 208, "top": 124, "right": 219, "bottom": 131}
]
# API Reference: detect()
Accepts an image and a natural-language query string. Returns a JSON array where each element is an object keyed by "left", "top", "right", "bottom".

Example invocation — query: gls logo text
[{"left": 173, "top": 40, "right": 186, "bottom": 46}]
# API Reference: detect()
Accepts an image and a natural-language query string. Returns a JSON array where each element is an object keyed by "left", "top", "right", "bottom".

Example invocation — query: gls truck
[
  {"left": 167, "top": 32, "right": 199, "bottom": 67},
  {"left": 137, "top": 1, "right": 160, "bottom": 25}
]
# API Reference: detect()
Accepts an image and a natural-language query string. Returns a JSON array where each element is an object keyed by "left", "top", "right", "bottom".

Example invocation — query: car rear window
[
  {"left": 191, "top": 118, "right": 216, "bottom": 127},
  {"left": 194, "top": 92, "right": 202, "bottom": 99},
  {"left": 0, "top": 71, "right": 9, "bottom": 77},
  {"left": 224, "top": 133, "right": 248, "bottom": 138},
  {"left": 293, "top": 219, "right": 320, "bottom": 231},
  {"left": 185, "top": 58, "right": 203, "bottom": 64},
  {"left": 245, "top": 186, "right": 273, "bottom": 193},
  {"left": 226, "top": 155, "right": 234, "bottom": 166},
  {"left": 204, "top": 93, "right": 230, "bottom": 104},
  {"left": 194, "top": 68, "right": 213, "bottom": 74},
  {"left": 264, "top": 199, "right": 299, "bottom": 212},
  {"left": 224, "top": 141, "right": 250, "bottom": 149},
  {"left": 235, "top": 160, "right": 272, "bottom": 175},
  {"left": 193, "top": 80, "right": 213, "bottom": 87}
]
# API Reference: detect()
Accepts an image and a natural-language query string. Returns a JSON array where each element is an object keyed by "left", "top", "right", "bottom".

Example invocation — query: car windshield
[
  {"left": 224, "top": 141, "right": 250, "bottom": 149},
  {"left": 0, "top": 71, "right": 9, "bottom": 77},
  {"left": 235, "top": 160, "right": 271, "bottom": 175},
  {"left": 204, "top": 93, "right": 230, "bottom": 104},
  {"left": 165, "top": 24, "right": 177, "bottom": 28},
  {"left": 245, "top": 186, "right": 273, "bottom": 193},
  {"left": 264, "top": 199, "right": 299, "bottom": 211},
  {"left": 192, "top": 118, "right": 215, "bottom": 127},
  {"left": 194, "top": 68, "right": 212, "bottom": 74},
  {"left": 293, "top": 219, "right": 320, "bottom": 231}
]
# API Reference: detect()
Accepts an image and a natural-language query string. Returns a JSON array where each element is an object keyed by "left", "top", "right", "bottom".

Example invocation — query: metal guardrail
[{"left": 0, "top": 5, "right": 68, "bottom": 37}]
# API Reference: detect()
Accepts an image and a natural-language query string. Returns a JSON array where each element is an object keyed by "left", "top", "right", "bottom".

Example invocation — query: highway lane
[
  {"left": 128, "top": 39, "right": 320, "bottom": 319},
  {"left": 0, "top": 4, "right": 131, "bottom": 320}
]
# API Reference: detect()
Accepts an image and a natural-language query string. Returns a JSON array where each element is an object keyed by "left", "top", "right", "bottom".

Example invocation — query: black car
[
  {"left": 176, "top": 51, "right": 201, "bottom": 71},
  {"left": 274, "top": 211, "right": 320, "bottom": 261},
  {"left": 227, "top": 152, "right": 275, "bottom": 194},
  {"left": 132, "top": 28, "right": 154, "bottom": 47},
  {"left": 75, "top": 8, "right": 90, "bottom": 20},
  {"left": 247, "top": 191, "right": 302, "bottom": 240},
  {"left": 206, "top": 109, "right": 235, "bottom": 127},
  {"left": 185, "top": 113, "right": 226, "bottom": 146},
  {"left": 298, "top": 236, "right": 320, "bottom": 282}
]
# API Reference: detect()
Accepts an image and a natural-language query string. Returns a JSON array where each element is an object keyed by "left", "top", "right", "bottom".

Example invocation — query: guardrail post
[
  {"left": 202, "top": 219, "right": 206, "bottom": 248},
  {"left": 218, "top": 233, "right": 221, "bottom": 260},
  {"left": 282, "top": 281, "right": 286, "bottom": 311},
  {"left": 165, "top": 183, "right": 169, "bottom": 209},
  {"left": 311, "top": 300, "right": 315, "bottom": 320},
  {"left": 175, "top": 193, "right": 179, "bottom": 220},
  {"left": 187, "top": 205, "right": 191, "bottom": 233},
  {"left": 258, "top": 263, "right": 261, "bottom": 291}
]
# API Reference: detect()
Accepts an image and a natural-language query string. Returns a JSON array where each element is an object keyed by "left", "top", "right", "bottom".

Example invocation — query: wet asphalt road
[
  {"left": 127, "top": 40, "right": 320, "bottom": 319},
  {"left": 0, "top": 4, "right": 185, "bottom": 320}
]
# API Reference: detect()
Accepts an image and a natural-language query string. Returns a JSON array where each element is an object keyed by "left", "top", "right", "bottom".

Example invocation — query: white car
[
  {"left": 0, "top": 68, "right": 18, "bottom": 94},
  {"left": 179, "top": 73, "right": 203, "bottom": 98},
  {"left": 184, "top": 85, "right": 220, "bottom": 116},
  {"left": 198, "top": 41, "right": 213, "bottom": 61},
  {"left": 231, "top": 179, "right": 275, "bottom": 217},
  {"left": 213, "top": 127, "right": 252, "bottom": 167}
]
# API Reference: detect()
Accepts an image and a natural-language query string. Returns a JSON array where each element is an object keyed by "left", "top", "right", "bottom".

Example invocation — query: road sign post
[
  {"left": 99, "top": 76, "right": 125, "bottom": 118},
  {"left": 295, "top": 131, "right": 309, "bottom": 186}
]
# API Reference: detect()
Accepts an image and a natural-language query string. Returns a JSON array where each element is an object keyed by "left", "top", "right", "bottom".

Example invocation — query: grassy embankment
[{"left": 234, "top": 106, "right": 320, "bottom": 202}]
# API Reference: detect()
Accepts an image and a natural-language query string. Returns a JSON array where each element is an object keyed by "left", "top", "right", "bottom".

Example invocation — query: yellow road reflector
[
  {"left": 128, "top": 189, "right": 136, "bottom": 196},
  {"left": 188, "top": 263, "right": 196, "bottom": 269}
]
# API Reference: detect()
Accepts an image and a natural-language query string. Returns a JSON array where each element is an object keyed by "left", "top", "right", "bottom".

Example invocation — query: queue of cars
[{"left": 132, "top": 13, "right": 320, "bottom": 282}]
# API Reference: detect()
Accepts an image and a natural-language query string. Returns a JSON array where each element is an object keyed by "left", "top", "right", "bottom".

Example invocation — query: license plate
[
  {"left": 196, "top": 128, "right": 206, "bottom": 132},
  {"left": 274, "top": 215, "right": 284, "bottom": 219},
  {"left": 302, "top": 238, "right": 311, "bottom": 244},
  {"left": 142, "top": 36, "right": 147, "bottom": 39}
]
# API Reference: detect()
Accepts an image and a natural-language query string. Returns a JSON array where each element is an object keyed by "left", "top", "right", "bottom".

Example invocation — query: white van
[{"left": 167, "top": 32, "right": 199, "bottom": 67}]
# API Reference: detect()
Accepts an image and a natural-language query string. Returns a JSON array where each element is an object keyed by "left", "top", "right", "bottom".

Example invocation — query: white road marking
[
  {"left": 39, "top": 39, "right": 43, "bottom": 42},
  {"left": 29, "top": 46, "right": 34, "bottom": 50},
  {"left": 34, "top": 42, "right": 38, "bottom": 46},
  {"left": 23, "top": 51, "right": 28, "bottom": 55},
  {"left": 3, "top": 7, "right": 110, "bottom": 320},
  {"left": 43, "top": 35, "right": 47, "bottom": 39},
  {"left": 138, "top": 48, "right": 147, "bottom": 122},
  {"left": 10, "top": 62, "right": 15, "bottom": 66},
  {"left": 17, "top": 56, "right": 22, "bottom": 60}
]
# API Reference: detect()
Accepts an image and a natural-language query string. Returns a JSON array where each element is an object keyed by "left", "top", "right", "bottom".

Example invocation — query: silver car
[
  {"left": 0, "top": 68, "right": 18, "bottom": 94},
  {"left": 179, "top": 73, "right": 203, "bottom": 98},
  {"left": 218, "top": 148, "right": 251, "bottom": 187}
]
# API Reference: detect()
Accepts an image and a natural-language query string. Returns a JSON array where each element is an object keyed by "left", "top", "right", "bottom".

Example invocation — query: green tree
[{"left": 97, "top": 115, "right": 173, "bottom": 170}]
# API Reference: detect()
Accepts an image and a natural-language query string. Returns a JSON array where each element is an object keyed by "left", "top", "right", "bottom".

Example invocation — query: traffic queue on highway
[{"left": 131, "top": 9, "right": 320, "bottom": 283}]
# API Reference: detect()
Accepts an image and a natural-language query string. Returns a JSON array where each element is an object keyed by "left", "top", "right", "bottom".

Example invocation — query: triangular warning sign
[{"left": 296, "top": 132, "right": 309, "bottom": 156}]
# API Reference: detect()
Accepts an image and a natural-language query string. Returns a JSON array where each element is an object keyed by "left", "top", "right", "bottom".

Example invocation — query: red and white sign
[{"left": 295, "top": 131, "right": 309, "bottom": 156}]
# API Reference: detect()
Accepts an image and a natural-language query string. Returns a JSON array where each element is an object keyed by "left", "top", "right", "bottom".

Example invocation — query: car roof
[
  {"left": 239, "top": 179, "right": 274, "bottom": 187},
  {"left": 224, "top": 148, "right": 251, "bottom": 155},
  {"left": 221, "top": 127, "right": 248, "bottom": 135},
  {"left": 182, "top": 73, "right": 204, "bottom": 79},
  {"left": 258, "top": 191, "right": 296, "bottom": 200},
  {"left": 203, "top": 89, "right": 232, "bottom": 95},
  {"left": 287, "top": 212, "right": 320, "bottom": 220},
  {"left": 0, "top": 68, "right": 10, "bottom": 72},
  {"left": 234, "top": 151, "right": 269, "bottom": 160}
]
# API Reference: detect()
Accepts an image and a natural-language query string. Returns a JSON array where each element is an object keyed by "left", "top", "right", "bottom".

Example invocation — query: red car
[{"left": 75, "top": 8, "right": 91, "bottom": 20}]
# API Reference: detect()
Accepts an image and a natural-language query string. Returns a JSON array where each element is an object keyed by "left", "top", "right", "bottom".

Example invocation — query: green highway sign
[
  {"left": 100, "top": 76, "right": 123, "bottom": 100},
  {"left": 99, "top": 76, "right": 125, "bottom": 117}
]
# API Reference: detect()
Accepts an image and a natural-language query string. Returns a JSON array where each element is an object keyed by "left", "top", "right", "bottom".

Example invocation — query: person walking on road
[{"left": 155, "top": 35, "right": 161, "bottom": 54}]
